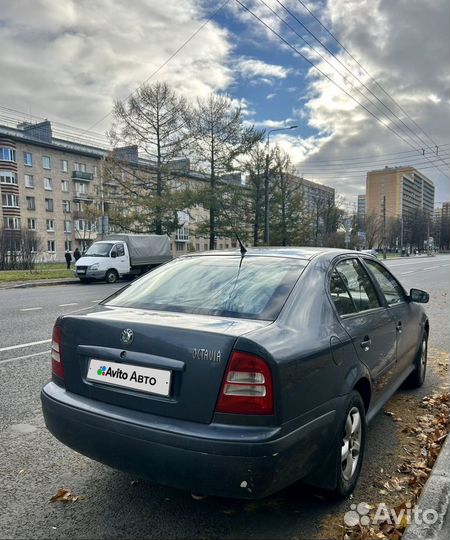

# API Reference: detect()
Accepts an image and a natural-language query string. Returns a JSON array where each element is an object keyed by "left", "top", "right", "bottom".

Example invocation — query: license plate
[
  {"left": 77, "top": 269, "right": 86, "bottom": 274},
  {"left": 87, "top": 359, "right": 171, "bottom": 396}
]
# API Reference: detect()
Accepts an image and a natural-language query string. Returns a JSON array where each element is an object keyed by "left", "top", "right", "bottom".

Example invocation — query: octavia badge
[{"left": 120, "top": 328, "right": 134, "bottom": 346}]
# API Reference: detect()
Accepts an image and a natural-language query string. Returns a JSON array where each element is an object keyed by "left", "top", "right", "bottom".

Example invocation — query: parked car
[
  {"left": 75, "top": 234, "right": 172, "bottom": 283},
  {"left": 361, "top": 248, "right": 378, "bottom": 258},
  {"left": 41, "top": 248, "right": 429, "bottom": 499}
]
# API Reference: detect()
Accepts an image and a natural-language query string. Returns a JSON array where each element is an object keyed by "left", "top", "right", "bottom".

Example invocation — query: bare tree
[
  {"left": 243, "top": 144, "right": 267, "bottom": 246},
  {"left": 269, "top": 149, "right": 308, "bottom": 246},
  {"left": 108, "top": 81, "right": 190, "bottom": 235},
  {"left": 363, "top": 211, "right": 383, "bottom": 249},
  {"left": 186, "top": 93, "right": 263, "bottom": 249},
  {"left": 0, "top": 228, "right": 41, "bottom": 270}
]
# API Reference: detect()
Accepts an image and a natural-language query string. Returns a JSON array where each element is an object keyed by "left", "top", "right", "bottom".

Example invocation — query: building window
[
  {"left": 74, "top": 162, "right": 87, "bottom": 172},
  {"left": 93, "top": 166, "right": 98, "bottom": 177},
  {"left": 23, "top": 152, "right": 33, "bottom": 166},
  {"left": 176, "top": 242, "right": 185, "bottom": 252},
  {"left": 63, "top": 220, "right": 72, "bottom": 233},
  {"left": 42, "top": 155, "right": 51, "bottom": 169},
  {"left": 47, "top": 240, "right": 56, "bottom": 253},
  {"left": 26, "top": 196, "right": 36, "bottom": 210},
  {"left": 65, "top": 240, "right": 72, "bottom": 251},
  {"left": 28, "top": 218, "right": 37, "bottom": 230},
  {"left": 46, "top": 219, "right": 55, "bottom": 232},
  {"left": 3, "top": 217, "right": 20, "bottom": 230},
  {"left": 61, "top": 159, "right": 68, "bottom": 172},
  {"left": 61, "top": 180, "right": 69, "bottom": 192},
  {"left": 44, "top": 177, "right": 53, "bottom": 190},
  {"left": 0, "top": 171, "right": 17, "bottom": 184},
  {"left": 62, "top": 200, "right": 71, "bottom": 213},
  {"left": 45, "top": 198, "right": 54, "bottom": 212},
  {"left": 2, "top": 193, "right": 20, "bottom": 208},
  {"left": 0, "top": 147, "right": 16, "bottom": 162},
  {"left": 24, "top": 174, "right": 34, "bottom": 188},
  {"left": 75, "top": 182, "right": 86, "bottom": 195}
]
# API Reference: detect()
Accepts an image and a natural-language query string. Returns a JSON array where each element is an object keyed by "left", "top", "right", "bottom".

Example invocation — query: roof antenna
[{"left": 218, "top": 200, "right": 247, "bottom": 256}]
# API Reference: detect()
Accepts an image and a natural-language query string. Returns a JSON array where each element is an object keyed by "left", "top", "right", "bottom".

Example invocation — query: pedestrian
[
  {"left": 73, "top": 247, "right": 81, "bottom": 261},
  {"left": 64, "top": 250, "right": 72, "bottom": 270}
]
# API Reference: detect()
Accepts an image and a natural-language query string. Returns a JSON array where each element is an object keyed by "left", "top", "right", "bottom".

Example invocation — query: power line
[
  {"left": 273, "top": 0, "right": 440, "bottom": 156},
  {"left": 295, "top": 0, "right": 442, "bottom": 153},
  {"left": 296, "top": 155, "right": 450, "bottom": 173},
  {"left": 83, "top": 0, "right": 229, "bottom": 134},
  {"left": 295, "top": 144, "right": 450, "bottom": 165},
  {"left": 294, "top": 162, "right": 449, "bottom": 178},
  {"left": 256, "top": 0, "right": 449, "bottom": 177}
]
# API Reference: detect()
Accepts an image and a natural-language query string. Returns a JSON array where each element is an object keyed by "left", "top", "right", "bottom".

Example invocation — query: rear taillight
[
  {"left": 51, "top": 325, "right": 64, "bottom": 379},
  {"left": 216, "top": 351, "right": 273, "bottom": 415}
]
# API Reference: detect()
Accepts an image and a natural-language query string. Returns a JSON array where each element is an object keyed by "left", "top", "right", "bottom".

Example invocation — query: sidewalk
[
  {"left": 0, "top": 277, "right": 80, "bottom": 290},
  {"left": 403, "top": 434, "right": 450, "bottom": 540}
]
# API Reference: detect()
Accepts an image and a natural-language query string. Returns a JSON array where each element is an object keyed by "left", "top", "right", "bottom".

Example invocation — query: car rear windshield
[{"left": 104, "top": 255, "right": 307, "bottom": 320}]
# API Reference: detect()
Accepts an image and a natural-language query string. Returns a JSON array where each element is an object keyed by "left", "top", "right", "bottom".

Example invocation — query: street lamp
[{"left": 264, "top": 125, "right": 298, "bottom": 245}]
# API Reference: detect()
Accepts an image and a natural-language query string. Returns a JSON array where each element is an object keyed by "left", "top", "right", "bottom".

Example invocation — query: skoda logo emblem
[{"left": 120, "top": 328, "right": 134, "bottom": 346}]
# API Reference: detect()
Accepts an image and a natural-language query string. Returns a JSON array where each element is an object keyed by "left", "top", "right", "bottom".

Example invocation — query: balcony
[
  {"left": 73, "top": 190, "right": 94, "bottom": 202},
  {"left": 72, "top": 170, "right": 93, "bottom": 182}
]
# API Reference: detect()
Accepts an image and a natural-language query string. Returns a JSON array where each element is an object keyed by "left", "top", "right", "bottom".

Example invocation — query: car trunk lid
[{"left": 59, "top": 306, "right": 271, "bottom": 424}]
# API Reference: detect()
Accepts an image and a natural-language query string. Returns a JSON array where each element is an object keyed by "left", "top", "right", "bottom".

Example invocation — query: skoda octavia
[{"left": 41, "top": 248, "right": 429, "bottom": 499}]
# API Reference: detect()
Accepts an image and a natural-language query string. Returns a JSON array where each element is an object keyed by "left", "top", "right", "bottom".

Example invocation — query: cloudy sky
[{"left": 0, "top": 0, "right": 449, "bottom": 204}]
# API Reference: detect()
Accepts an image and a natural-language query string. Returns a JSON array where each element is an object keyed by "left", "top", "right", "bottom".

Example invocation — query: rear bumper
[{"left": 41, "top": 382, "right": 339, "bottom": 499}]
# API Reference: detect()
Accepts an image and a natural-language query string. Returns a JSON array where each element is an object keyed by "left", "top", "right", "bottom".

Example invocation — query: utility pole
[
  {"left": 264, "top": 125, "right": 297, "bottom": 245},
  {"left": 382, "top": 194, "right": 387, "bottom": 260},
  {"left": 400, "top": 215, "right": 404, "bottom": 256}
]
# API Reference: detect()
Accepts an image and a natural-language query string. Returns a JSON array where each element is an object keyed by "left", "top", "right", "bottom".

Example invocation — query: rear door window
[
  {"left": 363, "top": 259, "right": 406, "bottom": 306},
  {"left": 331, "top": 258, "right": 381, "bottom": 314}
]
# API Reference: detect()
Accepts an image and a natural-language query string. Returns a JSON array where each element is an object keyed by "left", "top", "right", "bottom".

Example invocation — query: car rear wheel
[
  {"left": 105, "top": 269, "right": 118, "bottom": 284},
  {"left": 405, "top": 334, "right": 427, "bottom": 388},
  {"left": 331, "top": 391, "right": 367, "bottom": 499}
]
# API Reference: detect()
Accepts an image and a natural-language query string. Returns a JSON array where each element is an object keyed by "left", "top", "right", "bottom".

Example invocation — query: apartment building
[
  {"left": 0, "top": 121, "right": 236, "bottom": 261},
  {"left": 366, "top": 166, "right": 435, "bottom": 222},
  {"left": 1, "top": 121, "right": 103, "bottom": 261},
  {"left": 300, "top": 176, "right": 335, "bottom": 212}
]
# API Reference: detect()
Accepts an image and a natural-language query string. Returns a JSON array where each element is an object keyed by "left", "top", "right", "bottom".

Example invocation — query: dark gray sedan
[{"left": 41, "top": 248, "right": 429, "bottom": 499}]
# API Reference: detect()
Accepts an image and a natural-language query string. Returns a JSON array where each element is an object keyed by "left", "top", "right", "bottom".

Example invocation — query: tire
[
  {"left": 329, "top": 391, "right": 367, "bottom": 499},
  {"left": 105, "top": 269, "right": 119, "bottom": 284},
  {"left": 405, "top": 334, "right": 428, "bottom": 388}
]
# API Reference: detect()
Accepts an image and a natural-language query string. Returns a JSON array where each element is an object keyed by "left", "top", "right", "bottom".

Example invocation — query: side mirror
[
  {"left": 111, "top": 251, "right": 117, "bottom": 258},
  {"left": 409, "top": 288, "right": 429, "bottom": 303}
]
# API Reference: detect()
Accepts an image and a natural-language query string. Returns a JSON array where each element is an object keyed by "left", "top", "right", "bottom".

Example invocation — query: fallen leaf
[{"left": 49, "top": 488, "right": 79, "bottom": 503}]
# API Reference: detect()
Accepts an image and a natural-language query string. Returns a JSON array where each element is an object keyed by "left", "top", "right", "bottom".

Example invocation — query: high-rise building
[
  {"left": 357, "top": 194, "right": 366, "bottom": 227},
  {"left": 366, "top": 166, "right": 435, "bottom": 221}
]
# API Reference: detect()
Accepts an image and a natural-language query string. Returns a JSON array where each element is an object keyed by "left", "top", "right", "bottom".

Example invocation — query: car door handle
[
  {"left": 360, "top": 336, "right": 372, "bottom": 351},
  {"left": 396, "top": 321, "right": 402, "bottom": 333}
]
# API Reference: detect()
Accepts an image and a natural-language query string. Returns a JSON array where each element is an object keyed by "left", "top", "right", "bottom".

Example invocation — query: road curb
[
  {"left": 0, "top": 278, "right": 80, "bottom": 289},
  {"left": 403, "top": 434, "right": 450, "bottom": 540}
]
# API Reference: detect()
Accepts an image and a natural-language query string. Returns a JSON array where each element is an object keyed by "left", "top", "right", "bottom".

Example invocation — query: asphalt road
[{"left": 0, "top": 256, "right": 449, "bottom": 540}]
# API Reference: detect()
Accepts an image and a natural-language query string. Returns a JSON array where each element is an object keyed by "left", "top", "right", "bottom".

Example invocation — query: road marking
[
  {"left": 20, "top": 307, "right": 42, "bottom": 312},
  {"left": 387, "top": 258, "right": 449, "bottom": 267},
  {"left": 401, "top": 271, "right": 415, "bottom": 275},
  {"left": 91, "top": 300, "right": 100, "bottom": 303},
  {"left": 0, "top": 350, "right": 49, "bottom": 365},
  {"left": 0, "top": 339, "right": 51, "bottom": 353},
  {"left": 58, "top": 303, "right": 79, "bottom": 307}
]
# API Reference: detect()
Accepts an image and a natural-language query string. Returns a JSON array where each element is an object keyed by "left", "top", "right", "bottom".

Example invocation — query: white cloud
[
  {"left": 236, "top": 57, "right": 291, "bottom": 81},
  {"left": 0, "top": 0, "right": 232, "bottom": 130},
  {"left": 292, "top": 0, "right": 450, "bottom": 202}
]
